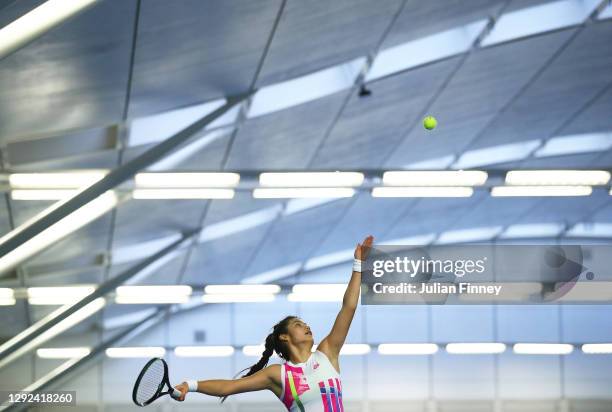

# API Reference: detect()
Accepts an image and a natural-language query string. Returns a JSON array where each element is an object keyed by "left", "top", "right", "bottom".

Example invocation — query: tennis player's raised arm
[
  {"left": 173, "top": 365, "right": 279, "bottom": 401},
  {"left": 318, "top": 235, "right": 373, "bottom": 358}
]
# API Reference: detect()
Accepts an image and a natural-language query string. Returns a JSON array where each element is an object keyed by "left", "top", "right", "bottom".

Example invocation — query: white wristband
[
  {"left": 352, "top": 259, "right": 362, "bottom": 273},
  {"left": 186, "top": 379, "right": 198, "bottom": 392}
]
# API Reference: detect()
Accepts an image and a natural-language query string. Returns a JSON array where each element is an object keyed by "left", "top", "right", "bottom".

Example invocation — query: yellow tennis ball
[{"left": 423, "top": 116, "right": 437, "bottom": 130}]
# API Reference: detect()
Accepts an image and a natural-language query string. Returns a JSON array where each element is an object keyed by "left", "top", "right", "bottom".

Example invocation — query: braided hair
[{"left": 220, "top": 315, "right": 297, "bottom": 403}]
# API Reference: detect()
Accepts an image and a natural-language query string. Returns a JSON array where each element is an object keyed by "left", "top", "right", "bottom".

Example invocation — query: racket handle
[{"left": 171, "top": 388, "right": 182, "bottom": 400}]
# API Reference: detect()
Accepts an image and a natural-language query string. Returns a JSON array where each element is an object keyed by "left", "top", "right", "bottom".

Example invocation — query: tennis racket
[{"left": 132, "top": 357, "right": 182, "bottom": 406}]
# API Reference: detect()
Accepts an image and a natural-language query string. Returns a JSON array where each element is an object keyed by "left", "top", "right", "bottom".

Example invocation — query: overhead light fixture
[
  {"left": 105, "top": 347, "right": 166, "bottom": 358},
  {"left": 505, "top": 170, "right": 610, "bottom": 186},
  {"left": 174, "top": 346, "right": 234, "bottom": 357},
  {"left": 242, "top": 345, "right": 278, "bottom": 358},
  {"left": 259, "top": 172, "right": 364, "bottom": 188},
  {"left": 0, "top": 0, "right": 100, "bottom": 59},
  {"left": 115, "top": 285, "right": 193, "bottom": 304},
  {"left": 582, "top": 343, "right": 612, "bottom": 354},
  {"left": 11, "top": 190, "right": 81, "bottom": 201},
  {"left": 436, "top": 227, "right": 503, "bottom": 244},
  {"left": 499, "top": 223, "right": 565, "bottom": 239},
  {"left": 372, "top": 187, "right": 474, "bottom": 197},
  {"left": 202, "top": 294, "right": 276, "bottom": 303},
  {"left": 481, "top": 0, "right": 601, "bottom": 47},
  {"left": 566, "top": 222, "right": 612, "bottom": 238},
  {"left": 534, "top": 132, "right": 612, "bottom": 157},
  {"left": 446, "top": 343, "right": 506, "bottom": 354},
  {"left": 491, "top": 186, "right": 592, "bottom": 197},
  {"left": 382, "top": 171, "right": 488, "bottom": 186},
  {"left": 9, "top": 171, "right": 108, "bottom": 189},
  {"left": 253, "top": 188, "right": 355, "bottom": 199},
  {"left": 288, "top": 284, "right": 345, "bottom": 302},
  {"left": 513, "top": 343, "right": 573, "bottom": 355},
  {"left": 248, "top": 58, "right": 365, "bottom": 118},
  {"left": 36, "top": 347, "right": 91, "bottom": 359},
  {"left": 339, "top": 344, "right": 371, "bottom": 355},
  {"left": 204, "top": 285, "right": 280, "bottom": 295},
  {"left": 27, "top": 286, "right": 96, "bottom": 305},
  {"left": 0, "top": 190, "right": 118, "bottom": 274},
  {"left": 0, "top": 288, "right": 15, "bottom": 306},
  {"left": 452, "top": 140, "right": 541, "bottom": 169},
  {"left": 135, "top": 173, "right": 240, "bottom": 188},
  {"left": 366, "top": 20, "right": 487, "bottom": 81},
  {"left": 378, "top": 343, "right": 439, "bottom": 355},
  {"left": 132, "top": 189, "right": 235, "bottom": 199}
]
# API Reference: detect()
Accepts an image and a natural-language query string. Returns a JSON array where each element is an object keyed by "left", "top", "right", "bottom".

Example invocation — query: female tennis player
[{"left": 174, "top": 235, "right": 374, "bottom": 411}]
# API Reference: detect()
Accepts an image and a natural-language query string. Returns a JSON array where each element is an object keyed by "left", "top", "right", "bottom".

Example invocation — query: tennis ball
[{"left": 423, "top": 116, "right": 437, "bottom": 130}]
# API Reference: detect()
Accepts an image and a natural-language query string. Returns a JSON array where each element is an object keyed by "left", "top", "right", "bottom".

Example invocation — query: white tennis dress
[{"left": 278, "top": 350, "right": 344, "bottom": 412}]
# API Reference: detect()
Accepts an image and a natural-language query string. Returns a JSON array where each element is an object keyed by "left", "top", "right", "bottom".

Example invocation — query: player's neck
[{"left": 289, "top": 344, "right": 313, "bottom": 363}]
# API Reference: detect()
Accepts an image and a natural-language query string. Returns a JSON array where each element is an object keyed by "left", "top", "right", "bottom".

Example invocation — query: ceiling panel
[
  {"left": 226, "top": 91, "right": 349, "bottom": 170},
  {"left": 311, "top": 57, "right": 461, "bottom": 169},
  {"left": 257, "top": 0, "right": 402, "bottom": 85},
  {"left": 129, "top": 0, "right": 281, "bottom": 117},
  {"left": 384, "top": 29, "right": 576, "bottom": 168},
  {"left": 0, "top": 0, "right": 136, "bottom": 141},
  {"left": 244, "top": 199, "right": 353, "bottom": 278},
  {"left": 383, "top": 0, "right": 505, "bottom": 48},
  {"left": 468, "top": 23, "right": 612, "bottom": 152}
]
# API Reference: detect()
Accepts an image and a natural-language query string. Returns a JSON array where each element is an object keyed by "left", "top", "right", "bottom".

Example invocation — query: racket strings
[{"left": 135, "top": 359, "right": 165, "bottom": 404}]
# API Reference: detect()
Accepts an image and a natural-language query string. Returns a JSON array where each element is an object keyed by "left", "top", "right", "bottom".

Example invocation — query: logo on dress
[{"left": 313, "top": 361, "right": 319, "bottom": 370}]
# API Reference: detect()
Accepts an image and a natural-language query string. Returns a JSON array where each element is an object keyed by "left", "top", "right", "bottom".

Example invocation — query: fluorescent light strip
[
  {"left": 481, "top": 0, "right": 601, "bottom": 47},
  {"left": 535, "top": 132, "right": 612, "bottom": 157},
  {"left": 11, "top": 190, "right": 81, "bottom": 201},
  {"left": 0, "top": 0, "right": 100, "bottom": 59},
  {"left": 242, "top": 345, "right": 278, "bottom": 358},
  {"left": 199, "top": 205, "right": 281, "bottom": 243},
  {"left": 115, "top": 285, "right": 192, "bottom": 304},
  {"left": 288, "top": 284, "right": 345, "bottom": 302},
  {"left": 115, "top": 296, "right": 191, "bottom": 304},
  {"left": 500, "top": 223, "right": 565, "bottom": 239},
  {"left": 0, "top": 288, "right": 15, "bottom": 299},
  {"left": 132, "top": 189, "right": 234, "bottom": 199},
  {"left": 253, "top": 188, "right": 355, "bottom": 199},
  {"left": 505, "top": 170, "right": 610, "bottom": 186},
  {"left": 366, "top": 20, "right": 487, "bottom": 81},
  {"left": 175, "top": 346, "right": 234, "bottom": 357},
  {"left": 340, "top": 344, "right": 371, "bottom": 355},
  {"left": 566, "top": 222, "right": 612, "bottom": 238},
  {"left": 446, "top": 343, "right": 506, "bottom": 354},
  {"left": 513, "top": 343, "right": 573, "bottom": 355},
  {"left": 0, "top": 298, "right": 15, "bottom": 306},
  {"left": 204, "top": 285, "right": 280, "bottom": 295},
  {"left": 9, "top": 171, "right": 107, "bottom": 189},
  {"left": 372, "top": 187, "right": 474, "bottom": 198},
  {"left": 582, "top": 343, "right": 612, "bottom": 354},
  {"left": 378, "top": 343, "right": 439, "bottom": 355},
  {"left": 382, "top": 171, "right": 487, "bottom": 186},
  {"left": 452, "top": 140, "right": 541, "bottom": 169},
  {"left": 202, "top": 294, "right": 276, "bottom": 303},
  {"left": 135, "top": 173, "right": 240, "bottom": 188},
  {"left": 248, "top": 57, "right": 365, "bottom": 118},
  {"left": 27, "top": 286, "right": 95, "bottom": 305},
  {"left": 436, "top": 226, "right": 503, "bottom": 244},
  {"left": 106, "top": 347, "right": 166, "bottom": 358},
  {"left": 36, "top": 347, "right": 91, "bottom": 359},
  {"left": 491, "top": 186, "right": 592, "bottom": 197},
  {"left": 0, "top": 191, "right": 118, "bottom": 274},
  {"left": 259, "top": 172, "right": 364, "bottom": 188}
]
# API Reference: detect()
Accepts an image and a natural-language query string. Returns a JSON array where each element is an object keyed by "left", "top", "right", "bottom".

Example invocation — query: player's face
[{"left": 290, "top": 318, "right": 313, "bottom": 342}]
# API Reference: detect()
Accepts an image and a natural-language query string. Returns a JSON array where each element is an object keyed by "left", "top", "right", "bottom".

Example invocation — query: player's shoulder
[{"left": 263, "top": 363, "right": 282, "bottom": 384}]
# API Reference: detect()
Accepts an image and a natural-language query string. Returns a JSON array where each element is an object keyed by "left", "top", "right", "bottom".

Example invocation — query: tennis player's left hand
[
  {"left": 174, "top": 383, "right": 188, "bottom": 401},
  {"left": 354, "top": 235, "right": 374, "bottom": 261}
]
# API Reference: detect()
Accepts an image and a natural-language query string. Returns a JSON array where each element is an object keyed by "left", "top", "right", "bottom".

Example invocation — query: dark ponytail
[{"left": 220, "top": 315, "right": 296, "bottom": 403}]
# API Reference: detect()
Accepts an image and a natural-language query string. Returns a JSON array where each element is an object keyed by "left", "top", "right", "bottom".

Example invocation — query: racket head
[{"left": 132, "top": 357, "right": 169, "bottom": 406}]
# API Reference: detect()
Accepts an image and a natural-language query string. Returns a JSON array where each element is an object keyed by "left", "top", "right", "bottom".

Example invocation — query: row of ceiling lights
[{"left": 3, "top": 170, "right": 612, "bottom": 200}]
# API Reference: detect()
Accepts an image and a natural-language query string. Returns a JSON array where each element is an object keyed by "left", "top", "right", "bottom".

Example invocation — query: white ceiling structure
[{"left": 0, "top": 0, "right": 612, "bottom": 411}]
